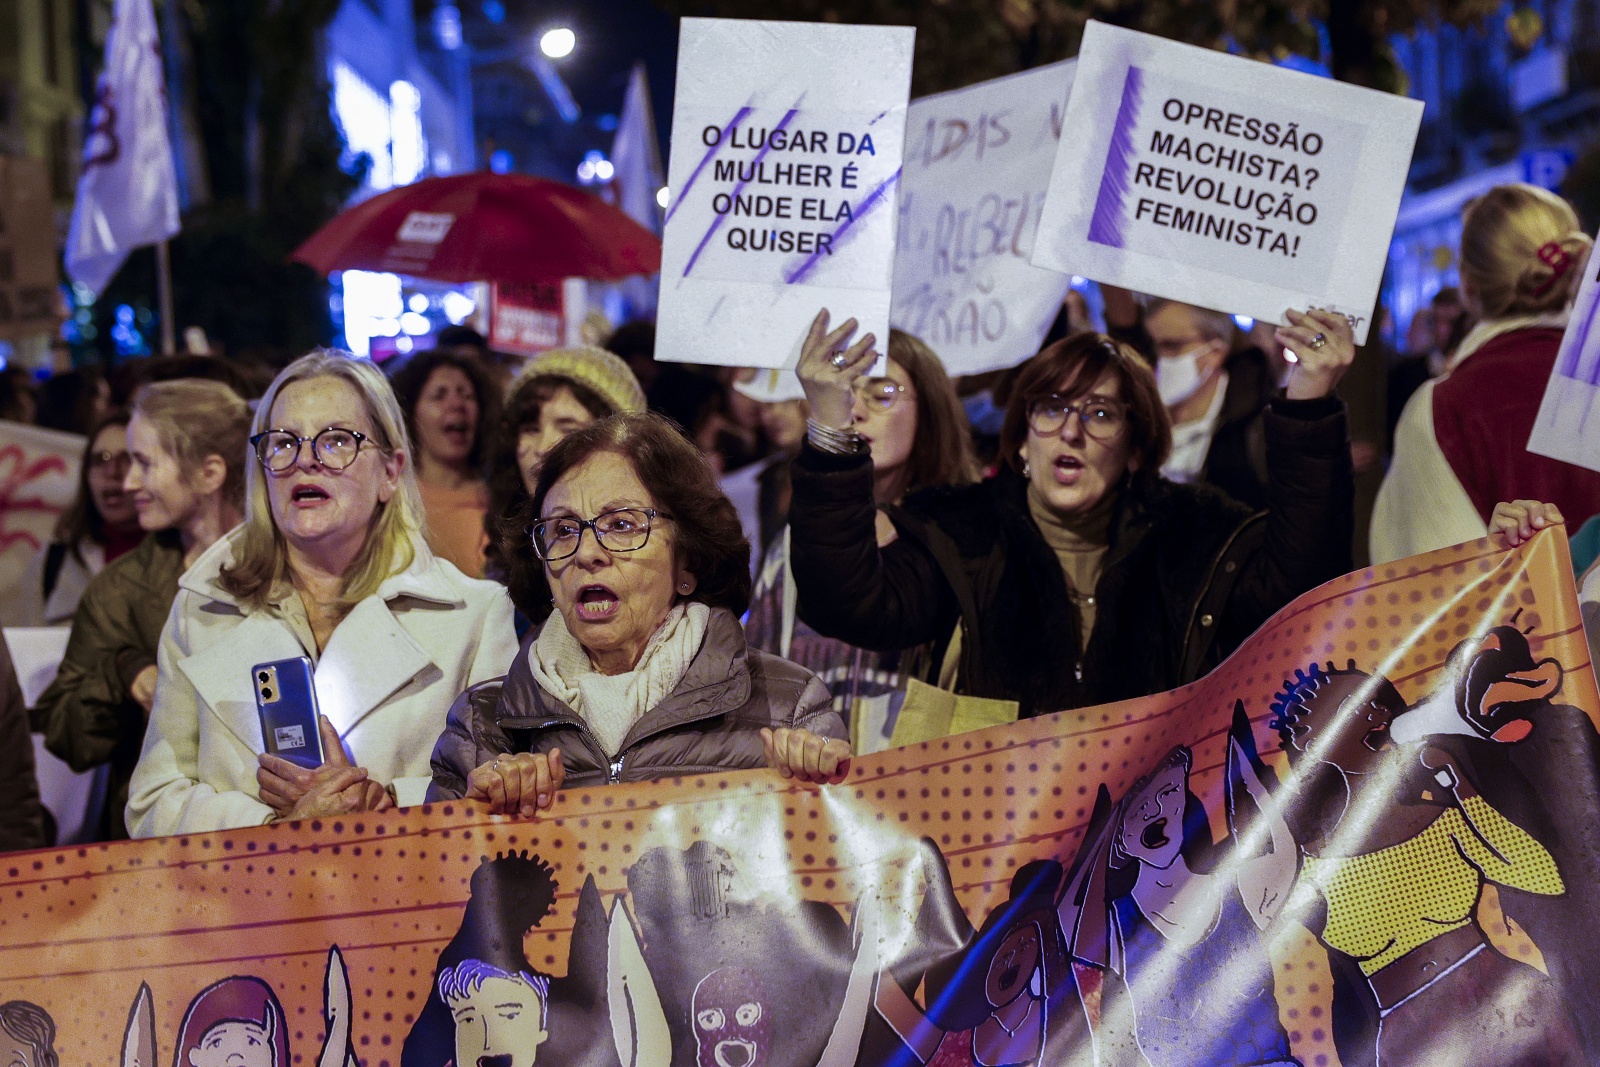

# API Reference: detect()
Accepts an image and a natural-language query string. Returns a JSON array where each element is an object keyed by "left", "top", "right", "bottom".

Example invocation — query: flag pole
[{"left": 155, "top": 239, "right": 175, "bottom": 355}]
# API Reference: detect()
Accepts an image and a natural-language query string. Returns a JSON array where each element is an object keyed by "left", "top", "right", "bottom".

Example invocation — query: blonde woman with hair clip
[
  {"left": 1373, "top": 183, "right": 1597, "bottom": 563},
  {"left": 34, "top": 379, "right": 249, "bottom": 840},
  {"left": 126, "top": 351, "right": 517, "bottom": 838}
]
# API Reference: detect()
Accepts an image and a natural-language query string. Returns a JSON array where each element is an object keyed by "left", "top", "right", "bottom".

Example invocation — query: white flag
[
  {"left": 609, "top": 63, "right": 663, "bottom": 234},
  {"left": 65, "top": 0, "right": 180, "bottom": 294}
]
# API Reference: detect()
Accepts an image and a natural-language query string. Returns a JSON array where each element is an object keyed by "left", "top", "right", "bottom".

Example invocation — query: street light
[{"left": 540, "top": 27, "right": 576, "bottom": 59}]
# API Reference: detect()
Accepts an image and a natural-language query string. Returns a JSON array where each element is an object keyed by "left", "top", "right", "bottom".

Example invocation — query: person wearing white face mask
[{"left": 1144, "top": 299, "right": 1277, "bottom": 509}]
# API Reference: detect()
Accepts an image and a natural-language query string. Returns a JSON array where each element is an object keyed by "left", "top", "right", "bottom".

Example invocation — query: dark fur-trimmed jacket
[
  {"left": 427, "top": 607, "right": 846, "bottom": 798},
  {"left": 789, "top": 395, "right": 1354, "bottom": 718}
]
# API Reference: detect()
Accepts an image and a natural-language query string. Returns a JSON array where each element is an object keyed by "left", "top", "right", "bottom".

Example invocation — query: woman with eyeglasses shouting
[
  {"left": 787, "top": 307, "right": 1357, "bottom": 719},
  {"left": 744, "top": 330, "right": 979, "bottom": 752},
  {"left": 427, "top": 412, "right": 850, "bottom": 817},
  {"left": 126, "top": 352, "right": 517, "bottom": 838}
]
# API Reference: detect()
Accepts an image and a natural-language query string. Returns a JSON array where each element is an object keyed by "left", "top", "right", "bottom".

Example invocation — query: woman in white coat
[{"left": 126, "top": 351, "right": 518, "bottom": 838}]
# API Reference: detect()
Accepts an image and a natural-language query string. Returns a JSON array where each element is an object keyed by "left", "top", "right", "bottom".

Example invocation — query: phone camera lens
[
  {"left": 257, "top": 671, "right": 270, "bottom": 682},
  {"left": 262, "top": 687, "right": 274, "bottom": 700}
]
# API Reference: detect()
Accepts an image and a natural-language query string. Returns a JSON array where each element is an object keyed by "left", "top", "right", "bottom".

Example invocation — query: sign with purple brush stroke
[
  {"left": 1032, "top": 20, "right": 1421, "bottom": 345},
  {"left": 1528, "top": 234, "right": 1600, "bottom": 472},
  {"left": 656, "top": 17, "right": 913, "bottom": 370},
  {"left": 1086, "top": 65, "right": 1143, "bottom": 249}
]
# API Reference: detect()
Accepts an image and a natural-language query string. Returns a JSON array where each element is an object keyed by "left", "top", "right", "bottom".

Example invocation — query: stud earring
[{"left": 1022, "top": 461, "right": 1031, "bottom": 477}]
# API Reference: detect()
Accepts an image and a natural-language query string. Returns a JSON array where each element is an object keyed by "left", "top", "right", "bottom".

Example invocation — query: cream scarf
[
  {"left": 530, "top": 601, "right": 712, "bottom": 757},
  {"left": 1371, "top": 312, "right": 1569, "bottom": 565}
]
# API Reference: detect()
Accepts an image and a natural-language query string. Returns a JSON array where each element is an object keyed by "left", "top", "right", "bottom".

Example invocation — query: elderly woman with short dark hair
[{"left": 429, "top": 413, "right": 849, "bottom": 814}]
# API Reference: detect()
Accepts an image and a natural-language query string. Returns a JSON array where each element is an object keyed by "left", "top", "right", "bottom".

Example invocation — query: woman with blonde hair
[
  {"left": 1373, "top": 183, "right": 1597, "bottom": 562},
  {"left": 127, "top": 351, "right": 517, "bottom": 838},
  {"left": 35, "top": 379, "right": 249, "bottom": 840}
]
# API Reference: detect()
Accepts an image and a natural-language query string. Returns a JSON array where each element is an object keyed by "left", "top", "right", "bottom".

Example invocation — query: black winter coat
[{"left": 789, "top": 395, "right": 1353, "bottom": 718}]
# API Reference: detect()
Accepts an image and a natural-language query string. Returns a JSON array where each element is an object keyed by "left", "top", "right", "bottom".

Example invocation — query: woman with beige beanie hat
[{"left": 486, "top": 346, "right": 647, "bottom": 628}]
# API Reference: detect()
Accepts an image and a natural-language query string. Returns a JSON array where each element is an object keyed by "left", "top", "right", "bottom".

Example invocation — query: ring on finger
[
  {"left": 830, "top": 351, "right": 850, "bottom": 368},
  {"left": 1309, "top": 332, "right": 1328, "bottom": 349}
]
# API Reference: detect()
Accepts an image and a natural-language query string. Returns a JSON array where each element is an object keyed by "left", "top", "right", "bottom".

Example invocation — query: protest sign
[
  {"left": 0, "top": 155, "right": 62, "bottom": 341},
  {"left": 890, "top": 61, "right": 1076, "bottom": 376},
  {"left": 1032, "top": 21, "right": 1422, "bottom": 344},
  {"left": 0, "top": 421, "right": 83, "bottom": 613},
  {"left": 656, "top": 18, "right": 913, "bottom": 369},
  {"left": 5, "top": 530, "right": 1600, "bottom": 1067},
  {"left": 489, "top": 278, "right": 587, "bottom": 357},
  {"left": 1528, "top": 235, "right": 1600, "bottom": 470}
]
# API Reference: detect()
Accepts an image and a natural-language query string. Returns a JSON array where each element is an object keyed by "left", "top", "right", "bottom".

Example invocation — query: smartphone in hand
[{"left": 252, "top": 657, "right": 325, "bottom": 769}]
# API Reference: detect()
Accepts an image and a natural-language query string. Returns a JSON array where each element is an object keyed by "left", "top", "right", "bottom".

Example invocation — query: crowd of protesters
[{"left": 0, "top": 179, "right": 1596, "bottom": 852}]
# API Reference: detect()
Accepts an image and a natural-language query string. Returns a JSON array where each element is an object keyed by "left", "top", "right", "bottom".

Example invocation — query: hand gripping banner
[{"left": 2, "top": 529, "right": 1597, "bottom": 1067}]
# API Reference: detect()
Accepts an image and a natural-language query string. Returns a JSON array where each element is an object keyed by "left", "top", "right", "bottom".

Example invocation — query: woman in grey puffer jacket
[{"left": 428, "top": 413, "right": 849, "bottom": 814}]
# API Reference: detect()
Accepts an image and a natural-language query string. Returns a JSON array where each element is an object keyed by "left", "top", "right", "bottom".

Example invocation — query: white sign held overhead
[
  {"left": 1031, "top": 21, "right": 1422, "bottom": 344},
  {"left": 656, "top": 17, "right": 914, "bottom": 369},
  {"left": 1528, "top": 239, "right": 1600, "bottom": 471},
  {"left": 889, "top": 61, "right": 1077, "bottom": 376}
]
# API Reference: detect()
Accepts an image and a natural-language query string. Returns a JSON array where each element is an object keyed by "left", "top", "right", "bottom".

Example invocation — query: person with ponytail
[{"left": 1373, "top": 184, "right": 1598, "bottom": 562}]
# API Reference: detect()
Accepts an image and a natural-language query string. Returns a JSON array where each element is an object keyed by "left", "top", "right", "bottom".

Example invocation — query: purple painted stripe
[
  {"left": 682, "top": 105, "right": 801, "bottom": 278},
  {"left": 1558, "top": 265, "right": 1600, "bottom": 383},
  {"left": 664, "top": 105, "right": 753, "bottom": 225},
  {"left": 784, "top": 168, "right": 900, "bottom": 285},
  {"left": 1560, "top": 309, "right": 1596, "bottom": 384},
  {"left": 1087, "top": 65, "right": 1145, "bottom": 249}
]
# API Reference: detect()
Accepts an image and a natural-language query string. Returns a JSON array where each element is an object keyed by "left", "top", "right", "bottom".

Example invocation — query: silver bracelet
[{"left": 806, "top": 418, "right": 867, "bottom": 455}]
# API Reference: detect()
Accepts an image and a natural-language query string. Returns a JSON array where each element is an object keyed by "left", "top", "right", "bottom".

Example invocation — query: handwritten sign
[
  {"left": 890, "top": 61, "right": 1076, "bottom": 376},
  {"left": 1528, "top": 234, "right": 1600, "bottom": 471},
  {"left": 1032, "top": 21, "right": 1421, "bottom": 344},
  {"left": 656, "top": 17, "right": 914, "bottom": 369}
]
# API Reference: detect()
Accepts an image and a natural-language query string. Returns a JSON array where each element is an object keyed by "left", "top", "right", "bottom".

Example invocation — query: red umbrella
[{"left": 290, "top": 172, "right": 661, "bottom": 283}]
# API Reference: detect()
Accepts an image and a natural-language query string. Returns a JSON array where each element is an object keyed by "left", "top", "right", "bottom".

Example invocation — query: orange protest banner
[{"left": 1, "top": 529, "right": 1595, "bottom": 1067}]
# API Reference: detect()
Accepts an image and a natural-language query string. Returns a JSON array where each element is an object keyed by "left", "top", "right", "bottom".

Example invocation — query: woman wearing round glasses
[
  {"left": 787, "top": 308, "right": 1357, "bottom": 718},
  {"left": 427, "top": 412, "right": 849, "bottom": 816},
  {"left": 126, "top": 351, "right": 517, "bottom": 838}
]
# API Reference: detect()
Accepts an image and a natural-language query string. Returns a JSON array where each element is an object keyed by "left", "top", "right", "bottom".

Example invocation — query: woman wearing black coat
[{"left": 787, "top": 309, "right": 1357, "bottom": 718}]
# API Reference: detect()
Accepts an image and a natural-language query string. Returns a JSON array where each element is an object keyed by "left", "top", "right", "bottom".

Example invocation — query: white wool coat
[{"left": 126, "top": 530, "right": 517, "bottom": 838}]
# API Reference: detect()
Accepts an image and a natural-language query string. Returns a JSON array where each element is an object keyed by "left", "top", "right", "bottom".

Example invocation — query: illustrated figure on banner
[
  {"left": 402, "top": 853, "right": 575, "bottom": 1067},
  {"left": 0, "top": 1000, "right": 59, "bottom": 1067},
  {"left": 175, "top": 977, "right": 291, "bottom": 1067},
  {"left": 866, "top": 849, "right": 1088, "bottom": 1067},
  {"left": 1270, "top": 653, "right": 1583, "bottom": 1066},
  {"left": 1060, "top": 726, "right": 1301, "bottom": 1067},
  {"left": 620, "top": 841, "right": 865, "bottom": 1067}
]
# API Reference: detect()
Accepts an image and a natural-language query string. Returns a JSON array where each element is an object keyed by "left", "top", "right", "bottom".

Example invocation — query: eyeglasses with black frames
[
  {"left": 1025, "top": 395, "right": 1129, "bottom": 441},
  {"left": 530, "top": 507, "right": 666, "bottom": 561},
  {"left": 250, "top": 428, "right": 370, "bottom": 472}
]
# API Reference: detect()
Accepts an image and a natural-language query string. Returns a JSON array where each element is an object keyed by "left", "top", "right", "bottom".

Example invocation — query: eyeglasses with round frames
[
  {"left": 531, "top": 507, "right": 666, "bottom": 561},
  {"left": 250, "top": 427, "right": 370, "bottom": 472},
  {"left": 1026, "top": 395, "right": 1129, "bottom": 441},
  {"left": 852, "top": 377, "right": 914, "bottom": 413}
]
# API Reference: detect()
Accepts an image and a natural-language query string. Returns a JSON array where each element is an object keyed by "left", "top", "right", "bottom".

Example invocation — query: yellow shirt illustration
[{"left": 1297, "top": 795, "right": 1563, "bottom": 975}]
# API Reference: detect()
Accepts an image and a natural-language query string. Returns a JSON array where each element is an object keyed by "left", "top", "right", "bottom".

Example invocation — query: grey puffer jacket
[{"left": 427, "top": 606, "right": 845, "bottom": 799}]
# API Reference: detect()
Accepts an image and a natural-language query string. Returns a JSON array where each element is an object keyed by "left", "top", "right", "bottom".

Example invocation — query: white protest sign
[
  {"left": 1528, "top": 242, "right": 1600, "bottom": 471},
  {"left": 1032, "top": 21, "right": 1422, "bottom": 344},
  {"left": 656, "top": 17, "right": 914, "bottom": 369},
  {"left": 891, "top": 61, "right": 1077, "bottom": 376}
]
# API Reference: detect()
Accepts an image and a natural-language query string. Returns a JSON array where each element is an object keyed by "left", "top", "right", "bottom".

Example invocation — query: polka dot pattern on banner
[{"left": 0, "top": 532, "right": 1593, "bottom": 1067}]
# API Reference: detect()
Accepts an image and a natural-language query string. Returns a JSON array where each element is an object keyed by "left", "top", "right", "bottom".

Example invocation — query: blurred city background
[{"left": 0, "top": 0, "right": 1596, "bottom": 373}]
